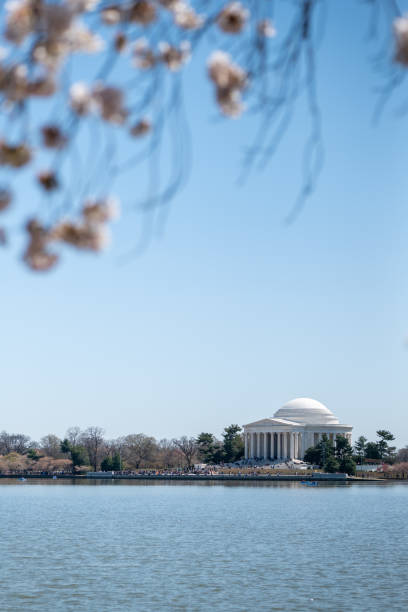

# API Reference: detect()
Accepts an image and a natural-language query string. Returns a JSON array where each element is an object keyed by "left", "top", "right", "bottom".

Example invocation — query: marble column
[
  {"left": 283, "top": 432, "right": 287, "bottom": 459},
  {"left": 277, "top": 433, "right": 281, "bottom": 459},
  {"left": 244, "top": 434, "right": 248, "bottom": 459},
  {"left": 271, "top": 432, "right": 275, "bottom": 460},
  {"left": 256, "top": 433, "right": 261, "bottom": 458},
  {"left": 264, "top": 433, "right": 268, "bottom": 460},
  {"left": 251, "top": 432, "right": 256, "bottom": 458}
]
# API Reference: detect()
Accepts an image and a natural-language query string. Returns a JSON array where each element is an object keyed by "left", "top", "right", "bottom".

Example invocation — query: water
[{"left": 0, "top": 480, "right": 407, "bottom": 611}]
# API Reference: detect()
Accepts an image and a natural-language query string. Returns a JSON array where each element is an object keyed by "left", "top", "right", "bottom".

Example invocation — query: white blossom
[
  {"left": 394, "top": 15, "right": 408, "bottom": 66},
  {"left": 52, "top": 220, "right": 111, "bottom": 251},
  {"left": 159, "top": 41, "right": 191, "bottom": 71},
  {"left": 82, "top": 197, "right": 120, "bottom": 223},
  {"left": 5, "top": 0, "right": 34, "bottom": 44},
  {"left": 70, "top": 82, "right": 93, "bottom": 115},
  {"left": 133, "top": 38, "right": 156, "bottom": 69},
  {"left": 174, "top": 2, "right": 204, "bottom": 30},
  {"left": 68, "top": 0, "right": 100, "bottom": 12},
  {"left": 257, "top": 19, "right": 276, "bottom": 38},
  {"left": 208, "top": 51, "right": 247, "bottom": 118}
]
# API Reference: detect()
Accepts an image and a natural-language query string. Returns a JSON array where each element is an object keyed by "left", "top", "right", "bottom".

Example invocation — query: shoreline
[{"left": 0, "top": 473, "right": 392, "bottom": 483}]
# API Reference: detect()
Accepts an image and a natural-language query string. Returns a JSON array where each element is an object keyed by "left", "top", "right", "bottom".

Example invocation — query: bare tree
[
  {"left": 396, "top": 446, "right": 408, "bottom": 463},
  {"left": 65, "top": 426, "right": 82, "bottom": 447},
  {"left": 158, "top": 438, "right": 183, "bottom": 468},
  {"left": 122, "top": 434, "right": 157, "bottom": 469},
  {"left": 0, "top": 431, "right": 31, "bottom": 455},
  {"left": 80, "top": 426, "right": 106, "bottom": 472},
  {"left": 40, "top": 434, "right": 62, "bottom": 458},
  {"left": 172, "top": 436, "right": 197, "bottom": 470}
]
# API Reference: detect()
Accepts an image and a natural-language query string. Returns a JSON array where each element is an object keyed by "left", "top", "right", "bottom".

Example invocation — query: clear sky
[{"left": 1, "top": 1, "right": 408, "bottom": 447}]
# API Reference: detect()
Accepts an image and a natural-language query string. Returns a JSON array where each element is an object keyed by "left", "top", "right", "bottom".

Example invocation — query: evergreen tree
[
  {"left": 364, "top": 442, "right": 381, "bottom": 460},
  {"left": 334, "top": 435, "right": 353, "bottom": 461},
  {"left": 339, "top": 456, "right": 356, "bottom": 475},
  {"left": 303, "top": 445, "right": 321, "bottom": 465},
  {"left": 333, "top": 435, "right": 356, "bottom": 474},
  {"left": 354, "top": 436, "right": 367, "bottom": 464},
  {"left": 60, "top": 439, "right": 87, "bottom": 473},
  {"left": 101, "top": 456, "right": 113, "bottom": 471},
  {"left": 304, "top": 434, "right": 334, "bottom": 466},
  {"left": 27, "top": 449, "right": 40, "bottom": 462},
  {"left": 222, "top": 425, "right": 244, "bottom": 462},
  {"left": 196, "top": 433, "right": 218, "bottom": 464},
  {"left": 324, "top": 455, "right": 340, "bottom": 473},
  {"left": 376, "top": 430, "right": 396, "bottom": 461},
  {"left": 111, "top": 453, "right": 122, "bottom": 471}
]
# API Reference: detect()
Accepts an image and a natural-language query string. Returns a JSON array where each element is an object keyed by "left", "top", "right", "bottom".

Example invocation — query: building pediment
[{"left": 244, "top": 417, "right": 301, "bottom": 428}]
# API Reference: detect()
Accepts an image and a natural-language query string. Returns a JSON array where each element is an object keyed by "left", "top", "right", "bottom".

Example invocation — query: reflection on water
[
  {"left": 0, "top": 477, "right": 358, "bottom": 488},
  {"left": 0, "top": 482, "right": 407, "bottom": 611}
]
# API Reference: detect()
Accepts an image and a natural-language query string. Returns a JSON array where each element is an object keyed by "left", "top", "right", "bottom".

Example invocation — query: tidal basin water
[{"left": 0, "top": 481, "right": 407, "bottom": 611}]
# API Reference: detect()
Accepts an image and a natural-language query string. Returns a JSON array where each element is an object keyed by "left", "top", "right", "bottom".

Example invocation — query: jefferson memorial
[{"left": 243, "top": 398, "right": 352, "bottom": 461}]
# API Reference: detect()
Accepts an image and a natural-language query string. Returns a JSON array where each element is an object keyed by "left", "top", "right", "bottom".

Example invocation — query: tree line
[
  {"left": 303, "top": 430, "right": 402, "bottom": 475},
  {"left": 0, "top": 425, "right": 244, "bottom": 473},
  {"left": 0, "top": 426, "right": 406, "bottom": 475}
]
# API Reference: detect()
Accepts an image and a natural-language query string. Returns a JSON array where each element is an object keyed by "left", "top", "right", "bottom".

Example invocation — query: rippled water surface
[{"left": 0, "top": 481, "right": 407, "bottom": 611}]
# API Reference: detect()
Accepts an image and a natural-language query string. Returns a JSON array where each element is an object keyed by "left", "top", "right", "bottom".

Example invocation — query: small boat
[
  {"left": 301, "top": 480, "right": 318, "bottom": 486},
  {"left": 18, "top": 477, "right": 26, "bottom": 482}
]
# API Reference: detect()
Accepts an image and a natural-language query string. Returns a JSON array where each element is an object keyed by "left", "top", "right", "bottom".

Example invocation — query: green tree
[
  {"left": 333, "top": 435, "right": 355, "bottom": 474},
  {"left": 212, "top": 445, "right": 226, "bottom": 465},
  {"left": 334, "top": 435, "right": 353, "bottom": 461},
  {"left": 27, "top": 448, "right": 40, "bottom": 462},
  {"left": 339, "top": 457, "right": 356, "bottom": 475},
  {"left": 222, "top": 425, "right": 244, "bottom": 463},
  {"left": 304, "top": 435, "right": 334, "bottom": 467},
  {"left": 319, "top": 434, "right": 335, "bottom": 465},
  {"left": 376, "top": 430, "right": 396, "bottom": 461},
  {"left": 365, "top": 442, "right": 381, "bottom": 460},
  {"left": 101, "top": 452, "right": 121, "bottom": 472},
  {"left": 101, "top": 456, "right": 113, "bottom": 471},
  {"left": 60, "top": 439, "right": 87, "bottom": 473},
  {"left": 354, "top": 436, "right": 367, "bottom": 464},
  {"left": 303, "top": 445, "right": 321, "bottom": 465},
  {"left": 196, "top": 433, "right": 217, "bottom": 463},
  {"left": 196, "top": 433, "right": 224, "bottom": 464},
  {"left": 324, "top": 456, "right": 340, "bottom": 473},
  {"left": 111, "top": 453, "right": 122, "bottom": 471}
]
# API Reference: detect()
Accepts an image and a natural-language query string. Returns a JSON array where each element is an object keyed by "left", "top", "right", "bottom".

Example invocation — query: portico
[{"left": 243, "top": 398, "right": 352, "bottom": 461}]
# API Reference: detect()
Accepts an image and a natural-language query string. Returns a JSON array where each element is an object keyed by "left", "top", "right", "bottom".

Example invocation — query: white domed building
[{"left": 243, "top": 398, "right": 352, "bottom": 460}]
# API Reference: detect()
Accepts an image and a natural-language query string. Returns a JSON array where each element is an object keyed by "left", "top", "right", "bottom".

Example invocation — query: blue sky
[{"left": 1, "top": 1, "right": 408, "bottom": 447}]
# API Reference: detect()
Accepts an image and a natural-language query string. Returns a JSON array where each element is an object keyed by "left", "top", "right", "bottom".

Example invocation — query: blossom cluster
[
  {"left": 0, "top": 1, "right": 280, "bottom": 269},
  {"left": 23, "top": 197, "right": 119, "bottom": 271}
]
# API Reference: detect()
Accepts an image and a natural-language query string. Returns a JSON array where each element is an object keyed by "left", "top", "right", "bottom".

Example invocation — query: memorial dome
[{"left": 273, "top": 397, "right": 340, "bottom": 425}]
